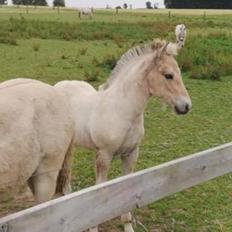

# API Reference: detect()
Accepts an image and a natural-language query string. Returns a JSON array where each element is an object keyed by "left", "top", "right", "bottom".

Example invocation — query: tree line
[
  {"left": 0, "top": 0, "right": 65, "bottom": 6},
  {"left": 145, "top": 1, "right": 159, "bottom": 9},
  {"left": 164, "top": 0, "right": 232, "bottom": 9},
  {"left": 114, "top": 2, "right": 159, "bottom": 10}
]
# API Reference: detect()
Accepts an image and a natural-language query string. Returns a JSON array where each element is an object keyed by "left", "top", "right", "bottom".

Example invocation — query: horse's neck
[{"left": 105, "top": 64, "right": 150, "bottom": 119}]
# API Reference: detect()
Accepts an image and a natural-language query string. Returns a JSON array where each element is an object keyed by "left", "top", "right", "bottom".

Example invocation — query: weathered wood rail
[{"left": 1, "top": 142, "right": 232, "bottom": 232}]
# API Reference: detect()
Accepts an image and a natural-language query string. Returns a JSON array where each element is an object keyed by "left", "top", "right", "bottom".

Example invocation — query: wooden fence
[{"left": 1, "top": 142, "right": 232, "bottom": 232}]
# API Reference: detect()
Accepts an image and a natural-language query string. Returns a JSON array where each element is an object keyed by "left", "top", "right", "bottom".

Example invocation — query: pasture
[{"left": 0, "top": 6, "right": 232, "bottom": 231}]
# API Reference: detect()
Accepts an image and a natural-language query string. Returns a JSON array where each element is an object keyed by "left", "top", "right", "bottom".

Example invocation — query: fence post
[{"left": 203, "top": 11, "right": 206, "bottom": 20}]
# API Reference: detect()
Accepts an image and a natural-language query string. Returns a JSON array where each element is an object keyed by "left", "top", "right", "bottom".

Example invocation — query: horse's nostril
[{"left": 175, "top": 102, "right": 191, "bottom": 115}]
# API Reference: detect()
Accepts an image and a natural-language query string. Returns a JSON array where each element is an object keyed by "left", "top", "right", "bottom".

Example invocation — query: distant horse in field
[
  {"left": 55, "top": 24, "right": 191, "bottom": 232},
  {"left": 0, "top": 79, "right": 74, "bottom": 204},
  {"left": 79, "top": 7, "right": 94, "bottom": 19}
]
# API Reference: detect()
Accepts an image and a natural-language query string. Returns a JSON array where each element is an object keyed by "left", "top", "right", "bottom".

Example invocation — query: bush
[
  {"left": 61, "top": 54, "right": 68, "bottom": 59},
  {"left": 79, "top": 48, "right": 88, "bottom": 56},
  {"left": 0, "top": 17, "right": 173, "bottom": 42},
  {"left": 92, "top": 57, "right": 100, "bottom": 66},
  {"left": 0, "top": 34, "right": 17, "bottom": 46},
  {"left": 32, "top": 43, "right": 40, "bottom": 51},
  {"left": 112, "top": 34, "right": 125, "bottom": 48},
  {"left": 98, "top": 54, "right": 117, "bottom": 70},
  {"left": 63, "top": 32, "right": 72, "bottom": 41},
  {"left": 190, "top": 65, "right": 220, "bottom": 81},
  {"left": 178, "top": 52, "right": 193, "bottom": 72},
  {"left": 84, "top": 70, "right": 99, "bottom": 82},
  {"left": 178, "top": 35, "right": 232, "bottom": 80}
]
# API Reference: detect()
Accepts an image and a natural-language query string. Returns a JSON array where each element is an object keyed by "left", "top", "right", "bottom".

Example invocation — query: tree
[
  {"left": 164, "top": 0, "right": 232, "bottom": 9},
  {"left": 53, "top": 0, "right": 65, "bottom": 7},
  {"left": 12, "top": 0, "right": 21, "bottom": 5},
  {"left": 12, "top": 0, "right": 34, "bottom": 5},
  {"left": 32, "top": 0, "right": 47, "bottom": 6},
  {"left": 145, "top": 1, "right": 153, "bottom": 9},
  {"left": 0, "top": 0, "right": 6, "bottom": 5},
  {"left": 123, "top": 3, "right": 128, "bottom": 9}
]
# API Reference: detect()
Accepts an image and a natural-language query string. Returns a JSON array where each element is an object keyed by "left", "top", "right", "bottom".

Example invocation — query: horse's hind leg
[
  {"left": 28, "top": 159, "right": 60, "bottom": 204},
  {"left": 121, "top": 147, "right": 139, "bottom": 232},
  {"left": 89, "top": 150, "right": 113, "bottom": 232},
  {"left": 32, "top": 170, "right": 59, "bottom": 204}
]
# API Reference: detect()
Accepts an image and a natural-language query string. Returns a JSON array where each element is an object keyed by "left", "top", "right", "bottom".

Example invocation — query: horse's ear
[
  {"left": 151, "top": 39, "right": 168, "bottom": 58},
  {"left": 175, "top": 24, "right": 187, "bottom": 49},
  {"left": 162, "top": 24, "right": 187, "bottom": 56},
  {"left": 159, "top": 42, "right": 170, "bottom": 56}
]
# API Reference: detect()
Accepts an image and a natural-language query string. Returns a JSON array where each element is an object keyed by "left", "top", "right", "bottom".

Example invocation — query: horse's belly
[{"left": 75, "top": 125, "right": 96, "bottom": 150}]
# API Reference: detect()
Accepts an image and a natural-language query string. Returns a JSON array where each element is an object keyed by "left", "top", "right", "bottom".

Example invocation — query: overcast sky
[{"left": 46, "top": 0, "right": 165, "bottom": 8}]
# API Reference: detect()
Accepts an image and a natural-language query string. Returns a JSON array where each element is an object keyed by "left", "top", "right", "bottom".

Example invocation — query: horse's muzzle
[
  {"left": 174, "top": 97, "right": 192, "bottom": 115},
  {"left": 175, "top": 104, "right": 190, "bottom": 115}
]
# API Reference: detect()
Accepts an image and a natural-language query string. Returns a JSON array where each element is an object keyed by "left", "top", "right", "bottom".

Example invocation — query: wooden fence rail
[{"left": 1, "top": 142, "right": 232, "bottom": 232}]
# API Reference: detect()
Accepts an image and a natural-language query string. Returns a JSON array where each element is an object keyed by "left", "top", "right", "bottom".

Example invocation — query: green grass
[
  {"left": 1, "top": 6, "right": 232, "bottom": 231},
  {"left": 0, "top": 39, "right": 122, "bottom": 83},
  {"left": 1, "top": 7, "right": 232, "bottom": 79}
]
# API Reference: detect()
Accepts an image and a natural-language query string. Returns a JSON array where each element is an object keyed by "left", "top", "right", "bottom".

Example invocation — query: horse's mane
[{"left": 99, "top": 39, "right": 178, "bottom": 90}]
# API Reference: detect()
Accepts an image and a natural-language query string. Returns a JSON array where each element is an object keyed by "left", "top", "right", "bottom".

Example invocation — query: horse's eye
[{"left": 164, "top": 74, "right": 174, "bottom": 80}]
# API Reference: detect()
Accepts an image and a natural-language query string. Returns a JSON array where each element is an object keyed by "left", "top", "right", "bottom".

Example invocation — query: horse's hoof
[{"left": 124, "top": 223, "right": 134, "bottom": 232}]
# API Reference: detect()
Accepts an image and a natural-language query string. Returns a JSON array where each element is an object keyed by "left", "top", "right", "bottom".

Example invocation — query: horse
[
  {"left": 54, "top": 24, "right": 191, "bottom": 232},
  {"left": 79, "top": 7, "right": 94, "bottom": 19},
  {"left": 0, "top": 79, "right": 74, "bottom": 205}
]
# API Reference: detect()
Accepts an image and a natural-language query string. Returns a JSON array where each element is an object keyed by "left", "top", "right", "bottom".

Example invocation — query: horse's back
[
  {"left": 0, "top": 79, "right": 74, "bottom": 192},
  {"left": 0, "top": 78, "right": 38, "bottom": 89}
]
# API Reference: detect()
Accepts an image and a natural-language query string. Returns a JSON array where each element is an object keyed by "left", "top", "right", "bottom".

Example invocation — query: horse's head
[{"left": 146, "top": 25, "right": 191, "bottom": 115}]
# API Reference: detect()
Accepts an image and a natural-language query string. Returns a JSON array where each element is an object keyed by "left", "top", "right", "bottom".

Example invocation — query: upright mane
[{"left": 99, "top": 39, "right": 178, "bottom": 90}]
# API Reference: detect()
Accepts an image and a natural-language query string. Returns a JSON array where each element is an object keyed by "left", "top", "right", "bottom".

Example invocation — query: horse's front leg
[
  {"left": 89, "top": 150, "right": 113, "bottom": 232},
  {"left": 121, "top": 147, "right": 139, "bottom": 232}
]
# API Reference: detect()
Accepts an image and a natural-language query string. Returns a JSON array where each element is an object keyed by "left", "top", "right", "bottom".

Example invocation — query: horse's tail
[{"left": 56, "top": 142, "right": 74, "bottom": 195}]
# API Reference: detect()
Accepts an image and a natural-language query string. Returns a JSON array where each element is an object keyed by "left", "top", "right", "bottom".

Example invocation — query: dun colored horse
[
  {"left": 55, "top": 24, "right": 191, "bottom": 232},
  {"left": 0, "top": 79, "right": 74, "bottom": 204}
]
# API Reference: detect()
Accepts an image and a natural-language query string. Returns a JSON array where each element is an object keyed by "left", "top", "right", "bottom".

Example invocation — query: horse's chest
[{"left": 116, "top": 125, "right": 144, "bottom": 156}]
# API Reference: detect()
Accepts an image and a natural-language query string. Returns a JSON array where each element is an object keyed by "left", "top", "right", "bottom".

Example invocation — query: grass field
[{"left": 1, "top": 6, "right": 232, "bottom": 232}]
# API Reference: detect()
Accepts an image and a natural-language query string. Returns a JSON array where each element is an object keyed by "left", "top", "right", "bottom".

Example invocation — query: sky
[
  {"left": 8, "top": 0, "right": 165, "bottom": 8},
  {"left": 62, "top": 0, "right": 165, "bottom": 8}
]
